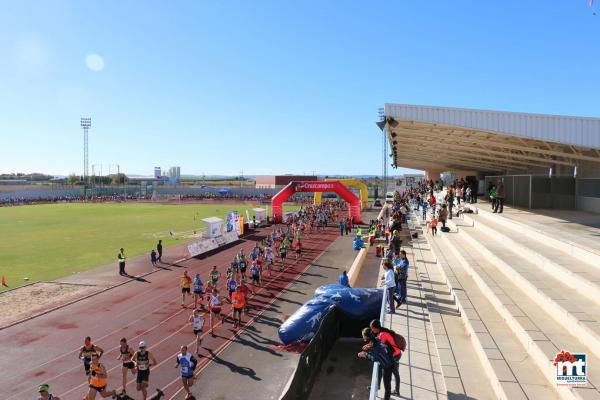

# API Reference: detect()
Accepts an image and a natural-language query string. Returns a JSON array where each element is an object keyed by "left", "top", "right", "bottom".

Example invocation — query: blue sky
[{"left": 0, "top": 1, "right": 598, "bottom": 176}]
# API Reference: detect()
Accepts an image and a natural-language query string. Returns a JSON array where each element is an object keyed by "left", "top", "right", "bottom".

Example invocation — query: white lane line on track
[
  {"left": 4, "top": 304, "right": 190, "bottom": 400},
  {"left": 59, "top": 247, "right": 311, "bottom": 399},
  {"left": 165, "top": 235, "right": 338, "bottom": 400},
  {"left": 4, "top": 242, "right": 263, "bottom": 398},
  {"left": 4, "top": 244, "right": 254, "bottom": 382},
  {"left": 10, "top": 229, "right": 331, "bottom": 399},
  {"left": 3, "top": 289, "right": 182, "bottom": 381}
]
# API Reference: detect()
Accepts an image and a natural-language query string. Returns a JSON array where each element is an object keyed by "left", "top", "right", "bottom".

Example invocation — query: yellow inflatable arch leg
[{"left": 312, "top": 179, "right": 369, "bottom": 209}]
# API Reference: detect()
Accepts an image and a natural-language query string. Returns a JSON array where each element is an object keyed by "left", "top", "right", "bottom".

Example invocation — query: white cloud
[
  {"left": 85, "top": 54, "right": 105, "bottom": 72},
  {"left": 14, "top": 35, "right": 50, "bottom": 76}
]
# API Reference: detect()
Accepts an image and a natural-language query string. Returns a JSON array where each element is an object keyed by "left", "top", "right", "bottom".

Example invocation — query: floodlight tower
[
  {"left": 81, "top": 117, "right": 92, "bottom": 181},
  {"left": 378, "top": 108, "right": 387, "bottom": 196}
]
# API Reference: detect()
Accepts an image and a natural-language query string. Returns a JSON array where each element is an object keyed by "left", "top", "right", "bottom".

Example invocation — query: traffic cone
[{"left": 1, "top": 276, "right": 7, "bottom": 287}]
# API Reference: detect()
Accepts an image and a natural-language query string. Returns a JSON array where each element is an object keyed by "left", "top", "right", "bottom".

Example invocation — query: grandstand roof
[{"left": 380, "top": 104, "right": 600, "bottom": 173}]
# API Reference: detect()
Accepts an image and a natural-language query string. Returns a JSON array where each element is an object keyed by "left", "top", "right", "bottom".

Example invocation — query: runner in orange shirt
[
  {"left": 231, "top": 286, "right": 246, "bottom": 329},
  {"left": 84, "top": 354, "right": 117, "bottom": 400},
  {"left": 181, "top": 270, "right": 192, "bottom": 308}
]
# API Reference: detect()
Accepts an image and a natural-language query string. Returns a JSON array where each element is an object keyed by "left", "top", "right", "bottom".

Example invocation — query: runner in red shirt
[
  {"left": 294, "top": 240, "right": 302, "bottom": 263},
  {"left": 238, "top": 280, "right": 250, "bottom": 316}
]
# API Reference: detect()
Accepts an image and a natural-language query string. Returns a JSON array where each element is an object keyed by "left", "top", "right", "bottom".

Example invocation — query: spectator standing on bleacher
[
  {"left": 439, "top": 205, "right": 449, "bottom": 230},
  {"left": 391, "top": 230, "right": 402, "bottom": 256},
  {"left": 397, "top": 250, "right": 409, "bottom": 305},
  {"left": 494, "top": 179, "right": 505, "bottom": 214},
  {"left": 382, "top": 261, "right": 396, "bottom": 314},
  {"left": 429, "top": 193, "right": 437, "bottom": 216},
  {"left": 446, "top": 189, "right": 454, "bottom": 220},
  {"left": 489, "top": 184, "right": 497, "bottom": 211}
]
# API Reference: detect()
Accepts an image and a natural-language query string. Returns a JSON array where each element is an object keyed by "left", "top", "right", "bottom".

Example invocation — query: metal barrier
[{"left": 280, "top": 307, "right": 341, "bottom": 400}]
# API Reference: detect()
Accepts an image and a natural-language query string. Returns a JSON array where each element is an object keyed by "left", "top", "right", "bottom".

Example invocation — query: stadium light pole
[
  {"left": 81, "top": 117, "right": 92, "bottom": 183},
  {"left": 377, "top": 108, "right": 387, "bottom": 198}
]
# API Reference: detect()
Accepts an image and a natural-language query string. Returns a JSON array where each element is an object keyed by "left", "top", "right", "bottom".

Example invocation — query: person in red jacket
[{"left": 370, "top": 319, "right": 402, "bottom": 396}]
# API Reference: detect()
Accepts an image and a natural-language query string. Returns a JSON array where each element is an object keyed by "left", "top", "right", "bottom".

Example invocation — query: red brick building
[{"left": 255, "top": 175, "right": 317, "bottom": 189}]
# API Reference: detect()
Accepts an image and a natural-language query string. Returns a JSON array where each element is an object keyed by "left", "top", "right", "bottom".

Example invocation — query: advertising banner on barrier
[
  {"left": 224, "top": 231, "right": 239, "bottom": 244},
  {"left": 188, "top": 237, "right": 220, "bottom": 257},
  {"left": 226, "top": 211, "right": 239, "bottom": 233},
  {"left": 226, "top": 212, "right": 233, "bottom": 232},
  {"left": 187, "top": 242, "right": 201, "bottom": 257}
]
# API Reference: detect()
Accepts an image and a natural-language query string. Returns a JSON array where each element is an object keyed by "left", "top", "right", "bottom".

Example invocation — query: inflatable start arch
[
  {"left": 313, "top": 178, "right": 369, "bottom": 210},
  {"left": 272, "top": 181, "right": 362, "bottom": 224}
]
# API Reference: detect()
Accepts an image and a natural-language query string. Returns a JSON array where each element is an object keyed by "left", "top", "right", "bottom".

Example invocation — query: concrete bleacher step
[
  {"left": 410, "top": 226, "right": 496, "bottom": 399},
  {"left": 426, "top": 233, "right": 563, "bottom": 400},
  {"left": 460, "top": 211, "right": 600, "bottom": 307},
  {"left": 440, "top": 223, "right": 600, "bottom": 400},
  {"left": 476, "top": 206, "right": 600, "bottom": 270},
  {"left": 448, "top": 217, "right": 600, "bottom": 361}
]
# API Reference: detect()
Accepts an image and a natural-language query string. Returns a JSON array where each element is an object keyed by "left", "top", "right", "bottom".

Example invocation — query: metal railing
[{"left": 369, "top": 285, "right": 388, "bottom": 400}]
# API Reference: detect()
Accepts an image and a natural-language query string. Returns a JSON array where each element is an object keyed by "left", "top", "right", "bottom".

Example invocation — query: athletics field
[{"left": 0, "top": 202, "right": 297, "bottom": 291}]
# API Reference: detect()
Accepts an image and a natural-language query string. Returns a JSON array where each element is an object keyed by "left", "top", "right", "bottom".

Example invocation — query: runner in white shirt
[
  {"left": 188, "top": 309, "right": 205, "bottom": 357},
  {"left": 208, "top": 288, "right": 223, "bottom": 337},
  {"left": 264, "top": 246, "right": 274, "bottom": 277}
]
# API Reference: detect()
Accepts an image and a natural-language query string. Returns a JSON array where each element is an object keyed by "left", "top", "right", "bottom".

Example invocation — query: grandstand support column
[{"left": 425, "top": 169, "right": 443, "bottom": 181}]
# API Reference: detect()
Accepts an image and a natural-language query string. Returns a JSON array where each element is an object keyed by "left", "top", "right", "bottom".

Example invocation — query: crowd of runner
[{"left": 35, "top": 200, "right": 347, "bottom": 400}]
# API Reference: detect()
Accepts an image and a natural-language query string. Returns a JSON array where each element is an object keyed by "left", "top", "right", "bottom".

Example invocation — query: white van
[{"left": 385, "top": 192, "right": 395, "bottom": 204}]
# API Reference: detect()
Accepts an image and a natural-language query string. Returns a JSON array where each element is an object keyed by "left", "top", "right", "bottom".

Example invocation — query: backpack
[
  {"left": 394, "top": 332, "right": 407, "bottom": 352},
  {"left": 385, "top": 328, "right": 407, "bottom": 352}
]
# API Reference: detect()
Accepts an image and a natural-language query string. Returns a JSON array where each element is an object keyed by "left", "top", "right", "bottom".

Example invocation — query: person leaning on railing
[{"left": 358, "top": 327, "right": 393, "bottom": 400}]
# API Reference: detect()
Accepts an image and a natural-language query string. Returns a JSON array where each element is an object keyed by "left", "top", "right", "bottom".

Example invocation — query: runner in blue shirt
[
  {"left": 192, "top": 273, "right": 205, "bottom": 310},
  {"left": 174, "top": 345, "right": 197, "bottom": 400},
  {"left": 227, "top": 277, "right": 238, "bottom": 302}
]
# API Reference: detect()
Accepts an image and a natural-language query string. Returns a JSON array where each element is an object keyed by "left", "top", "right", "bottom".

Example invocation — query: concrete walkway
[{"left": 375, "top": 227, "right": 448, "bottom": 400}]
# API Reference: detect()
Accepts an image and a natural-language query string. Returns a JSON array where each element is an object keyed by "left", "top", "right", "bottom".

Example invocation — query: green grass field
[{"left": 0, "top": 202, "right": 297, "bottom": 291}]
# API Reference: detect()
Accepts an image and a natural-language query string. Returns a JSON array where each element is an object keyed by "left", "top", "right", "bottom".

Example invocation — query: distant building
[
  {"left": 168, "top": 166, "right": 181, "bottom": 184},
  {"left": 128, "top": 175, "right": 164, "bottom": 183},
  {"left": 154, "top": 167, "right": 161, "bottom": 179},
  {"left": 398, "top": 174, "right": 425, "bottom": 187},
  {"left": 255, "top": 175, "right": 317, "bottom": 189}
]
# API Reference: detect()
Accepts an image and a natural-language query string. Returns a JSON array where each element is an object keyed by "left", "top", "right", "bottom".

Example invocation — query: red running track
[{"left": 0, "top": 226, "right": 338, "bottom": 400}]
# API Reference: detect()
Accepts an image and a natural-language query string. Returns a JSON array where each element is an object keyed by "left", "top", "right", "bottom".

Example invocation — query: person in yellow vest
[
  {"left": 85, "top": 354, "right": 116, "bottom": 400},
  {"left": 118, "top": 248, "right": 126, "bottom": 276}
]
